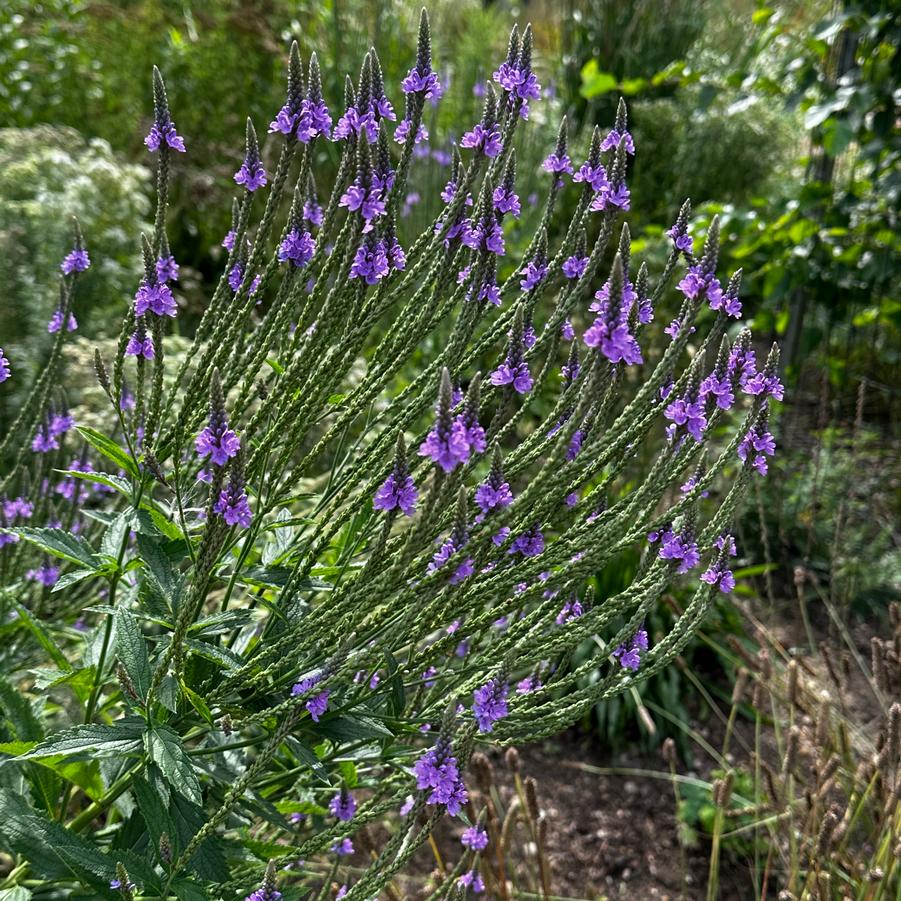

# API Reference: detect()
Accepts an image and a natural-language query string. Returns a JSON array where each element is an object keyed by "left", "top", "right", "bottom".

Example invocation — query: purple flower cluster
[
  {"left": 47, "top": 307, "right": 77, "bottom": 334},
  {"left": 600, "top": 127, "right": 635, "bottom": 155},
  {"left": 460, "top": 122, "right": 503, "bottom": 158},
  {"left": 678, "top": 265, "right": 741, "bottom": 317},
  {"left": 215, "top": 474, "right": 252, "bottom": 528},
  {"left": 145, "top": 117, "right": 185, "bottom": 153},
  {"left": 401, "top": 66, "right": 441, "bottom": 98},
  {"left": 589, "top": 181, "right": 631, "bottom": 212},
  {"left": 414, "top": 740, "right": 467, "bottom": 815},
  {"left": 458, "top": 871, "right": 486, "bottom": 893},
  {"left": 156, "top": 254, "right": 179, "bottom": 284},
  {"left": 0, "top": 348, "right": 9, "bottom": 383},
  {"left": 664, "top": 393, "right": 707, "bottom": 443},
  {"left": 701, "top": 534, "right": 738, "bottom": 593},
  {"left": 666, "top": 222, "right": 693, "bottom": 253},
  {"left": 234, "top": 156, "right": 268, "bottom": 192},
  {"left": 329, "top": 789, "right": 356, "bottom": 822},
  {"left": 738, "top": 426, "right": 776, "bottom": 475},
  {"left": 269, "top": 98, "right": 332, "bottom": 144},
  {"left": 339, "top": 180, "right": 386, "bottom": 227},
  {"left": 510, "top": 524, "right": 544, "bottom": 557},
  {"left": 195, "top": 412, "right": 240, "bottom": 467},
  {"left": 475, "top": 478, "right": 513, "bottom": 513},
  {"left": 60, "top": 248, "right": 90, "bottom": 275},
  {"left": 613, "top": 627, "right": 648, "bottom": 671},
  {"left": 520, "top": 259, "right": 549, "bottom": 292},
  {"left": 126, "top": 318, "right": 154, "bottom": 360},
  {"left": 555, "top": 597, "right": 583, "bottom": 625},
  {"left": 652, "top": 528, "right": 700, "bottom": 573},
  {"left": 134, "top": 280, "right": 176, "bottom": 318},
  {"left": 289, "top": 674, "right": 330, "bottom": 722},
  {"left": 374, "top": 461, "right": 418, "bottom": 517},
  {"left": 278, "top": 228, "right": 316, "bottom": 268},
  {"left": 542, "top": 151, "right": 573, "bottom": 176},
  {"left": 562, "top": 254, "right": 588, "bottom": 280},
  {"left": 461, "top": 824, "right": 489, "bottom": 851},
  {"left": 349, "top": 237, "right": 390, "bottom": 285},
  {"left": 583, "top": 290, "right": 643, "bottom": 367},
  {"left": 473, "top": 678, "right": 509, "bottom": 732}
]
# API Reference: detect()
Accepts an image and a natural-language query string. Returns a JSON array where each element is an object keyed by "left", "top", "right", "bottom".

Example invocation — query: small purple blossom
[
  {"left": 156, "top": 254, "right": 179, "bottom": 284},
  {"left": 555, "top": 598, "right": 583, "bottom": 625},
  {"left": 657, "top": 529, "right": 701, "bottom": 573},
  {"left": 458, "top": 871, "right": 485, "bottom": 893},
  {"left": 60, "top": 248, "right": 90, "bottom": 274},
  {"left": 330, "top": 837, "right": 353, "bottom": 856},
  {"left": 542, "top": 152, "right": 573, "bottom": 175},
  {"left": 573, "top": 162, "right": 608, "bottom": 193},
  {"left": 47, "top": 308, "right": 77, "bottom": 334},
  {"left": 562, "top": 255, "right": 588, "bottom": 280},
  {"left": 664, "top": 395, "right": 707, "bottom": 443},
  {"left": 374, "top": 470, "right": 418, "bottom": 517},
  {"left": 134, "top": 280, "right": 176, "bottom": 317},
  {"left": 349, "top": 239, "right": 390, "bottom": 285},
  {"left": 460, "top": 123, "right": 503, "bottom": 158},
  {"left": 600, "top": 128, "right": 635, "bottom": 155},
  {"left": 145, "top": 118, "right": 185, "bottom": 153},
  {"left": 473, "top": 678, "right": 509, "bottom": 733},
  {"left": 461, "top": 824, "right": 489, "bottom": 851},
  {"left": 195, "top": 413, "right": 241, "bottom": 467},
  {"left": 306, "top": 689, "right": 330, "bottom": 722},
  {"left": 414, "top": 741, "right": 468, "bottom": 815},
  {"left": 329, "top": 789, "right": 356, "bottom": 822},
  {"left": 278, "top": 229, "right": 316, "bottom": 267},
  {"left": 489, "top": 359, "right": 532, "bottom": 394},
  {"left": 738, "top": 427, "right": 776, "bottom": 475},
  {"left": 520, "top": 260, "right": 549, "bottom": 291},
  {"left": 234, "top": 158, "right": 267, "bottom": 192}
]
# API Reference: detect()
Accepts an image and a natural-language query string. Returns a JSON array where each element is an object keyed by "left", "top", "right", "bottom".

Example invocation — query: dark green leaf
[
  {"left": 115, "top": 607, "right": 150, "bottom": 701},
  {"left": 11, "top": 528, "right": 100, "bottom": 569},
  {"left": 144, "top": 723, "right": 202, "bottom": 804},
  {"left": 11, "top": 719, "right": 145, "bottom": 762},
  {"left": 76, "top": 425, "right": 140, "bottom": 479}
]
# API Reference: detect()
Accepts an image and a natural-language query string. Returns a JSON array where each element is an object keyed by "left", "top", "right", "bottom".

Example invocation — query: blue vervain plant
[{"left": 0, "top": 12, "right": 783, "bottom": 899}]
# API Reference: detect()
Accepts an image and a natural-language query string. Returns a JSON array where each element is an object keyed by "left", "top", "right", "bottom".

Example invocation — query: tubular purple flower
[
  {"left": 461, "top": 122, "right": 503, "bottom": 157},
  {"left": 47, "top": 308, "right": 77, "bottom": 334},
  {"left": 125, "top": 318, "right": 155, "bottom": 360},
  {"left": 601, "top": 128, "right": 635, "bottom": 155},
  {"left": 278, "top": 229, "right": 316, "bottom": 267},
  {"left": 473, "top": 678, "right": 509, "bottom": 732},
  {"left": 60, "top": 248, "right": 90, "bottom": 274},
  {"left": 134, "top": 280, "right": 176, "bottom": 318},
  {"left": 0, "top": 348, "right": 9, "bottom": 383},
  {"left": 329, "top": 789, "right": 356, "bottom": 822},
  {"left": 562, "top": 255, "right": 588, "bottom": 279},
  {"left": 414, "top": 734, "right": 468, "bottom": 815},
  {"left": 542, "top": 152, "right": 573, "bottom": 175},
  {"left": 657, "top": 528, "right": 700, "bottom": 573},
  {"left": 349, "top": 237, "right": 389, "bottom": 285},
  {"left": 738, "top": 426, "right": 776, "bottom": 475},
  {"left": 145, "top": 119, "right": 186, "bottom": 153},
  {"left": 461, "top": 824, "right": 489, "bottom": 851},
  {"left": 664, "top": 394, "right": 707, "bottom": 443}
]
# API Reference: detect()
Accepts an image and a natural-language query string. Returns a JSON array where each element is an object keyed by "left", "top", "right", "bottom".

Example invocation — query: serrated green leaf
[
  {"left": 76, "top": 425, "right": 140, "bottom": 479},
  {"left": 10, "top": 719, "right": 145, "bottom": 762},
  {"left": 55, "top": 468, "right": 132, "bottom": 499},
  {"left": 181, "top": 682, "right": 213, "bottom": 725},
  {"left": 312, "top": 715, "right": 394, "bottom": 742},
  {"left": 136, "top": 534, "right": 181, "bottom": 607},
  {"left": 144, "top": 724, "right": 202, "bottom": 804},
  {"left": 51, "top": 568, "right": 101, "bottom": 592},
  {"left": 115, "top": 607, "right": 150, "bottom": 701},
  {"left": 182, "top": 638, "right": 242, "bottom": 671},
  {"left": 11, "top": 528, "right": 100, "bottom": 569}
]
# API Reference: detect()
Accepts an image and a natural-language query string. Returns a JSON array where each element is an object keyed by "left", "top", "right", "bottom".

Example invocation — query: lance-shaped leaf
[
  {"left": 115, "top": 607, "right": 151, "bottom": 701},
  {"left": 7, "top": 718, "right": 145, "bottom": 762},
  {"left": 10, "top": 528, "right": 101, "bottom": 569},
  {"left": 144, "top": 723, "right": 202, "bottom": 804}
]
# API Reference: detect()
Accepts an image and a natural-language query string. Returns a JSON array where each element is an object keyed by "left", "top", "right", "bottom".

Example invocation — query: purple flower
[
  {"left": 329, "top": 789, "right": 356, "bottom": 822},
  {"left": 31, "top": 421, "right": 59, "bottom": 453},
  {"left": 134, "top": 280, "right": 176, "bottom": 317},
  {"left": 461, "top": 824, "right": 489, "bottom": 851},
  {"left": 562, "top": 255, "right": 588, "bottom": 280},
  {"left": 306, "top": 689, "right": 330, "bottom": 722},
  {"left": 510, "top": 525, "right": 544, "bottom": 557},
  {"left": 303, "top": 199, "right": 324, "bottom": 227},
  {"left": 490, "top": 359, "right": 532, "bottom": 394},
  {"left": 349, "top": 239, "right": 390, "bottom": 285},
  {"left": 741, "top": 370, "right": 784, "bottom": 402},
  {"left": 473, "top": 678, "right": 509, "bottom": 733},
  {"left": 590, "top": 182, "right": 631, "bottom": 212},
  {"left": 475, "top": 480, "right": 513, "bottom": 512},
  {"left": 215, "top": 475, "right": 252, "bottom": 528},
  {"left": 492, "top": 186, "right": 521, "bottom": 217},
  {"left": 462, "top": 217, "right": 505, "bottom": 255},
  {"left": 330, "top": 837, "right": 353, "bottom": 856},
  {"left": 561, "top": 319, "right": 575, "bottom": 341},
  {"left": 701, "top": 534, "right": 738, "bottom": 592},
  {"left": 460, "top": 123, "right": 503, "bottom": 158},
  {"left": 664, "top": 395, "right": 707, "bottom": 443},
  {"left": 419, "top": 416, "right": 470, "bottom": 473},
  {"left": 234, "top": 158, "right": 267, "bottom": 192},
  {"left": 666, "top": 223, "right": 692, "bottom": 253},
  {"left": 387, "top": 238, "right": 406, "bottom": 271},
  {"left": 600, "top": 128, "right": 635, "bottom": 155},
  {"left": 295, "top": 98, "right": 332, "bottom": 143},
  {"left": 278, "top": 229, "right": 316, "bottom": 267},
  {"left": 339, "top": 182, "right": 386, "bottom": 225},
  {"left": 573, "top": 162, "right": 608, "bottom": 193},
  {"left": 156, "top": 254, "right": 179, "bottom": 284},
  {"left": 0, "top": 348, "right": 9, "bottom": 383},
  {"left": 613, "top": 629, "right": 647, "bottom": 671},
  {"left": 738, "top": 427, "right": 776, "bottom": 475},
  {"left": 145, "top": 118, "right": 185, "bottom": 153},
  {"left": 47, "top": 308, "right": 77, "bottom": 334},
  {"left": 458, "top": 871, "right": 486, "bottom": 893},
  {"left": 402, "top": 66, "right": 441, "bottom": 97},
  {"left": 26, "top": 564, "right": 60, "bottom": 587},
  {"left": 700, "top": 373, "right": 735, "bottom": 410},
  {"left": 221, "top": 230, "right": 236, "bottom": 252},
  {"left": 60, "top": 248, "right": 90, "bottom": 274},
  {"left": 334, "top": 105, "right": 378, "bottom": 142},
  {"left": 542, "top": 152, "right": 573, "bottom": 175},
  {"left": 555, "top": 598, "right": 583, "bottom": 625},
  {"left": 584, "top": 319, "right": 642, "bottom": 366},
  {"left": 520, "top": 260, "right": 548, "bottom": 292},
  {"left": 394, "top": 117, "right": 429, "bottom": 144},
  {"left": 414, "top": 740, "right": 468, "bottom": 815},
  {"left": 125, "top": 322, "right": 155, "bottom": 360},
  {"left": 195, "top": 409, "right": 241, "bottom": 467},
  {"left": 374, "top": 471, "right": 418, "bottom": 516},
  {"left": 657, "top": 529, "right": 700, "bottom": 573},
  {"left": 677, "top": 265, "right": 723, "bottom": 310}
]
